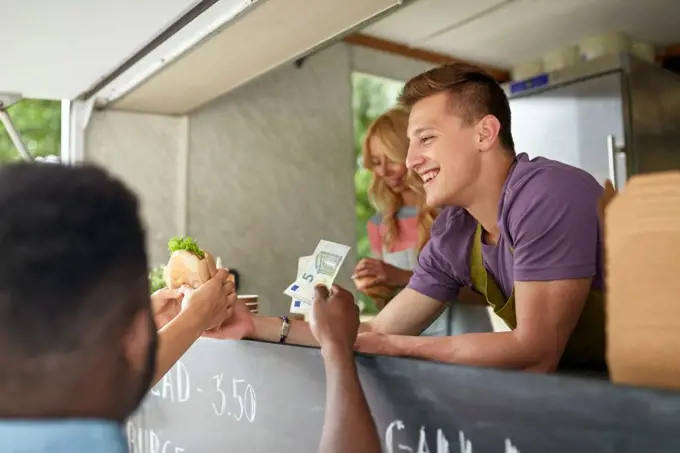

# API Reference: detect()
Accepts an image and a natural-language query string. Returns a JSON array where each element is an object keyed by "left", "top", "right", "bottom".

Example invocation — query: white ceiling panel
[
  {"left": 90, "top": 0, "right": 257, "bottom": 104},
  {"left": 0, "top": 0, "right": 203, "bottom": 100},
  {"left": 421, "top": 0, "right": 596, "bottom": 66},
  {"left": 363, "top": 0, "right": 508, "bottom": 45},
  {"left": 110, "top": 0, "right": 400, "bottom": 114},
  {"left": 365, "top": 0, "right": 680, "bottom": 67}
]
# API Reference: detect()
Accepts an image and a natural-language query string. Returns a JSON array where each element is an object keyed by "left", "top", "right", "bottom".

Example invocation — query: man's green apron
[{"left": 469, "top": 224, "right": 606, "bottom": 372}]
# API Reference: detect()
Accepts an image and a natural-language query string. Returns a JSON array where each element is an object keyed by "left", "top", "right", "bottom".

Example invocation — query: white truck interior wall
[
  {"left": 186, "top": 43, "right": 355, "bottom": 316},
  {"left": 350, "top": 45, "right": 435, "bottom": 83},
  {"left": 81, "top": 43, "right": 434, "bottom": 314},
  {"left": 86, "top": 110, "right": 184, "bottom": 267}
]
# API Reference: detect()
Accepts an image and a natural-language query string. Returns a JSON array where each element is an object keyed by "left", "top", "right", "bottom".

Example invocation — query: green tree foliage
[
  {"left": 0, "top": 99, "right": 61, "bottom": 163},
  {"left": 352, "top": 73, "right": 404, "bottom": 313}
]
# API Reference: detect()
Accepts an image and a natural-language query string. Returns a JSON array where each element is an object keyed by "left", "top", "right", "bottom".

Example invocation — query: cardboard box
[{"left": 605, "top": 172, "right": 680, "bottom": 390}]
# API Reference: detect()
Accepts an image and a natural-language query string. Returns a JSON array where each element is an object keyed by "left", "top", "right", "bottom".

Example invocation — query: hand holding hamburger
[{"left": 152, "top": 237, "right": 236, "bottom": 332}]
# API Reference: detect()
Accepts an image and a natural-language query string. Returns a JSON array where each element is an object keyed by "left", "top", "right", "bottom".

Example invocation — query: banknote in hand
[
  {"left": 284, "top": 240, "right": 350, "bottom": 308},
  {"left": 290, "top": 255, "right": 313, "bottom": 314}
]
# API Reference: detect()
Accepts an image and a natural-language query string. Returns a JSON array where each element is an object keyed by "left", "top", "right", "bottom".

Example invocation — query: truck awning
[{"left": 1, "top": 0, "right": 401, "bottom": 114}]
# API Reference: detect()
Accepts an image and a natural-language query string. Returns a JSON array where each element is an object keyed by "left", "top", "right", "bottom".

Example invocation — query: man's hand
[
  {"left": 151, "top": 288, "right": 184, "bottom": 329},
  {"left": 179, "top": 268, "right": 237, "bottom": 332},
  {"left": 309, "top": 285, "right": 360, "bottom": 354},
  {"left": 354, "top": 332, "right": 397, "bottom": 356}
]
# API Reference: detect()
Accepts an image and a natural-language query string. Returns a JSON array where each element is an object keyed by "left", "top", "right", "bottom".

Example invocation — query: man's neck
[
  {"left": 0, "top": 405, "right": 120, "bottom": 421},
  {"left": 0, "top": 379, "right": 124, "bottom": 421},
  {"left": 464, "top": 150, "right": 514, "bottom": 244}
]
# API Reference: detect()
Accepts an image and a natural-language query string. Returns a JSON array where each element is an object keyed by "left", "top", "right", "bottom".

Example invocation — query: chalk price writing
[
  {"left": 149, "top": 361, "right": 257, "bottom": 423},
  {"left": 385, "top": 420, "right": 520, "bottom": 453},
  {"left": 150, "top": 361, "right": 191, "bottom": 402},
  {"left": 212, "top": 373, "right": 257, "bottom": 422},
  {"left": 127, "top": 419, "right": 187, "bottom": 453}
]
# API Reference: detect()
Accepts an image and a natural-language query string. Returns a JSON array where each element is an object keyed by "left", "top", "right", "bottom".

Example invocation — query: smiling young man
[
  {"left": 217, "top": 63, "right": 606, "bottom": 374},
  {"left": 360, "top": 63, "right": 607, "bottom": 373}
]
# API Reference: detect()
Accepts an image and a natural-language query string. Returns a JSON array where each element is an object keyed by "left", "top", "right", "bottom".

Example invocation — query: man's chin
[{"left": 425, "top": 193, "right": 445, "bottom": 208}]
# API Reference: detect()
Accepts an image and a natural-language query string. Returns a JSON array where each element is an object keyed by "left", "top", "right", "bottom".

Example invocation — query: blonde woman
[{"left": 353, "top": 107, "right": 492, "bottom": 336}]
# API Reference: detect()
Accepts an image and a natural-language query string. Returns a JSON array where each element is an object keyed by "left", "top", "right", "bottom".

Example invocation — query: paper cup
[{"left": 238, "top": 294, "right": 258, "bottom": 313}]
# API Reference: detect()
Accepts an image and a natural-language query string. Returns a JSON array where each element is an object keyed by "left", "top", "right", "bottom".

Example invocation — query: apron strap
[
  {"left": 469, "top": 224, "right": 605, "bottom": 370},
  {"left": 468, "top": 223, "right": 517, "bottom": 329},
  {"left": 469, "top": 223, "right": 486, "bottom": 285}
]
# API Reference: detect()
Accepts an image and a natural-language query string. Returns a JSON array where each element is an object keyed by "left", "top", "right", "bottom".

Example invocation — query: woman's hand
[
  {"left": 352, "top": 258, "right": 412, "bottom": 290},
  {"left": 201, "top": 299, "right": 255, "bottom": 340}
]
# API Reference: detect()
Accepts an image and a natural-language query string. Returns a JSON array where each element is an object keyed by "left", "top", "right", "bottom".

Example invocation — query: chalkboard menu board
[{"left": 127, "top": 339, "right": 680, "bottom": 453}]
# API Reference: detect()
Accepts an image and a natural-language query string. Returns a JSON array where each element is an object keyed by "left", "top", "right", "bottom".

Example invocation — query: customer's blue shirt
[{"left": 0, "top": 419, "right": 126, "bottom": 453}]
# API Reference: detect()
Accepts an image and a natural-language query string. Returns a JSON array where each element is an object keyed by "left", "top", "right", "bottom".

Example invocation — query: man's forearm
[
  {"left": 388, "top": 332, "right": 557, "bottom": 371},
  {"left": 248, "top": 316, "right": 372, "bottom": 346},
  {"left": 318, "top": 346, "right": 381, "bottom": 453}
]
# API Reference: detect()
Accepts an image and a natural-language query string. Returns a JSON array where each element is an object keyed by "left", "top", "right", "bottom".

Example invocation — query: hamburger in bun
[{"left": 163, "top": 236, "right": 221, "bottom": 289}]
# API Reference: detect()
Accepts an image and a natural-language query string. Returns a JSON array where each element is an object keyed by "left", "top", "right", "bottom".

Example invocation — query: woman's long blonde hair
[{"left": 362, "top": 107, "right": 438, "bottom": 254}]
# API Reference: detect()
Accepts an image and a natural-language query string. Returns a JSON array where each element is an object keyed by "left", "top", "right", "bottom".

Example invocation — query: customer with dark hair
[
  {"left": 0, "top": 162, "right": 384, "bottom": 453},
  {"left": 0, "top": 163, "right": 234, "bottom": 451}
]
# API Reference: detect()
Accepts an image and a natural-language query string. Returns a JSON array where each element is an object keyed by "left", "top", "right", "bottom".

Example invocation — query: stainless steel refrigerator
[{"left": 503, "top": 54, "right": 680, "bottom": 189}]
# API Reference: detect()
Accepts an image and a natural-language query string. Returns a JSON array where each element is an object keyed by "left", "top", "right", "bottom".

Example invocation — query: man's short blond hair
[{"left": 400, "top": 63, "right": 515, "bottom": 154}]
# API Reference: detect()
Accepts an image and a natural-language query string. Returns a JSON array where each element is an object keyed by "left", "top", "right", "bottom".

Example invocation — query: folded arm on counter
[
  {"left": 359, "top": 279, "right": 593, "bottom": 372},
  {"left": 249, "top": 277, "right": 592, "bottom": 373},
  {"left": 247, "top": 287, "right": 447, "bottom": 346}
]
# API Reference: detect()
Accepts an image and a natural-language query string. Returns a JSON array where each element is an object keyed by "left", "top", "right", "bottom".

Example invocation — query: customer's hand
[
  {"left": 151, "top": 288, "right": 184, "bottom": 329},
  {"left": 179, "top": 268, "right": 237, "bottom": 332},
  {"left": 309, "top": 284, "right": 359, "bottom": 354}
]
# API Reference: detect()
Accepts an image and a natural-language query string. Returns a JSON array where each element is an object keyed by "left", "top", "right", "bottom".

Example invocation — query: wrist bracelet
[{"left": 279, "top": 315, "right": 290, "bottom": 343}]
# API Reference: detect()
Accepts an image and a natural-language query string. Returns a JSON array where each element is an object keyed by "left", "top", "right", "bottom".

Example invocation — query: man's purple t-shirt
[{"left": 409, "top": 153, "right": 604, "bottom": 301}]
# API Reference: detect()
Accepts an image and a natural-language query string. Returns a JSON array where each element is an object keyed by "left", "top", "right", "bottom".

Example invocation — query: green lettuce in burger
[{"left": 163, "top": 236, "right": 218, "bottom": 289}]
